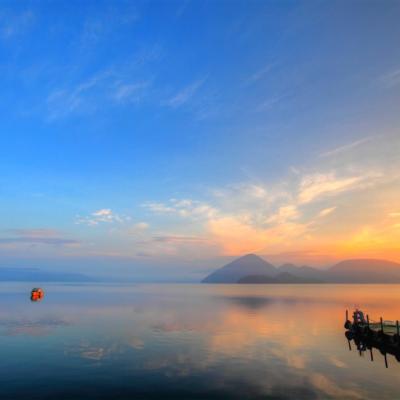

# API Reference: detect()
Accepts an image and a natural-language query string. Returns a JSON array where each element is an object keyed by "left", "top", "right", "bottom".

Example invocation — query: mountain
[
  {"left": 278, "top": 263, "right": 325, "bottom": 281},
  {"left": 238, "top": 271, "right": 322, "bottom": 284},
  {"left": 274, "top": 271, "right": 322, "bottom": 283},
  {"left": 326, "top": 259, "right": 400, "bottom": 283},
  {"left": 202, "top": 255, "right": 400, "bottom": 284},
  {"left": 0, "top": 267, "right": 94, "bottom": 282},
  {"left": 202, "top": 254, "right": 277, "bottom": 283},
  {"left": 237, "top": 274, "right": 276, "bottom": 284}
]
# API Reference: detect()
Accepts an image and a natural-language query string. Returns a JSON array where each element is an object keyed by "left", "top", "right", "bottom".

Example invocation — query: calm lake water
[{"left": 1, "top": 283, "right": 400, "bottom": 399}]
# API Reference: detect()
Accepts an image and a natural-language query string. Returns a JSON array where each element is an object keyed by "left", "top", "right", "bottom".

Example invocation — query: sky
[{"left": 1, "top": 0, "right": 400, "bottom": 281}]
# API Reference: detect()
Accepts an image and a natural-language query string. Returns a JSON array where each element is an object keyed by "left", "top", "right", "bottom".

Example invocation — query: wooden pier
[{"left": 345, "top": 309, "right": 400, "bottom": 368}]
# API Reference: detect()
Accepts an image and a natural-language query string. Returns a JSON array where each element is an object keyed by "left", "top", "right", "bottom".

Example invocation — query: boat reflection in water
[{"left": 30, "top": 288, "right": 44, "bottom": 302}]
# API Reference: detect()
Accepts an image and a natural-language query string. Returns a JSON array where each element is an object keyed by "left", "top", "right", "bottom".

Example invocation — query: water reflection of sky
[{"left": 1, "top": 283, "right": 400, "bottom": 399}]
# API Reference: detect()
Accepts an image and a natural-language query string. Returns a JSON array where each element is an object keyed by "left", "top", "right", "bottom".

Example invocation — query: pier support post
[
  {"left": 397, "top": 320, "right": 399, "bottom": 336},
  {"left": 380, "top": 317, "right": 384, "bottom": 333}
]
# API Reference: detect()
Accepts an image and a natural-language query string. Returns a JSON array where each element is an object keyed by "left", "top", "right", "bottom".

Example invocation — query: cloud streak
[
  {"left": 143, "top": 199, "right": 217, "bottom": 219},
  {"left": 164, "top": 78, "right": 207, "bottom": 108},
  {"left": 317, "top": 207, "right": 336, "bottom": 218},
  {"left": 113, "top": 81, "right": 150, "bottom": 103},
  {"left": 0, "top": 237, "right": 79, "bottom": 246},
  {"left": 0, "top": 229, "right": 79, "bottom": 247},
  {"left": 151, "top": 235, "right": 208, "bottom": 244},
  {"left": 319, "top": 137, "right": 374, "bottom": 158},
  {"left": 0, "top": 10, "right": 34, "bottom": 39},
  {"left": 7, "top": 228, "right": 59, "bottom": 238},
  {"left": 380, "top": 67, "right": 400, "bottom": 88},
  {"left": 76, "top": 209, "right": 130, "bottom": 226},
  {"left": 298, "top": 172, "right": 380, "bottom": 204},
  {"left": 44, "top": 47, "right": 160, "bottom": 121},
  {"left": 246, "top": 63, "right": 274, "bottom": 84}
]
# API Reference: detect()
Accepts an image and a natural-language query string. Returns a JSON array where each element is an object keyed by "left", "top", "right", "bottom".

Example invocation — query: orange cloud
[{"left": 207, "top": 216, "right": 270, "bottom": 255}]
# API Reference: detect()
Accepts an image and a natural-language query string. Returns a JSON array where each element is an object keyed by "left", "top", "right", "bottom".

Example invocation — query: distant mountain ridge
[
  {"left": 326, "top": 259, "right": 400, "bottom": 283},
  {"left": 238, "top": 271, "right": 322, "bottom": 284},
  {"left": 0, "top": 267, "right": 93, "bottom": 282},
  {"left": 202, "top": 254, "right": 400, "bottom": 284},
  {"left": 278, "top": 263, "right": 325, "bottom": 281}
]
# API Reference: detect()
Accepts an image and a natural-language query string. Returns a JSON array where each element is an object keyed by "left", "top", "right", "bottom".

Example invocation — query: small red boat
[{"left": 31, "top": 288, "right": 44, "bottom": 302}]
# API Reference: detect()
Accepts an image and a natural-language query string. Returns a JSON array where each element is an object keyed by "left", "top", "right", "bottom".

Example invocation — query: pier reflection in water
[
  {"left": 345, "top": 331, "right": 400, "bottom": 368},
  {"left": 345, "top": 326, "right": 400, "bottom": 368},
  {"left": 2, "top": 283, "right": 400, "bottom": 399}
]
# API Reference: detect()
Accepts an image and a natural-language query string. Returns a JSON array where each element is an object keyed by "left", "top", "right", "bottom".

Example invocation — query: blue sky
[{"left": 1, "top": 0, "right": 400, "bottom": 280}]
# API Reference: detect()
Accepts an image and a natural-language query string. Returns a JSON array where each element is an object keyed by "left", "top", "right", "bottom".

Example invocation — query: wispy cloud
[
  {"left": 0, "top": 237, "right": 78, "bottom": 246},
  {"left": 380, "top": 67, "right": 400, "bottom": 88},
  {"left": 46, "top": 72, "right": 152, "bottom": 120},
  {"left": 76, "top": 209, "right": 130, "bottom": 226},
  {"left": 133, "top": 222, "right": 149, "bottom": 230},
  {"left": 266, "top": 205, "right": 300, "bottom": 224},
  {"left": 319, "top": 137, "right": 374, "bottom": 158},
  {"left": 7, "top": 228, "right": 59, "bottom": 238},
  {"left": 133, "top": 232, "right": 212, "bottom": 258},
  {"left": 113, "top": 81, "right": 150, "bottom": 103},
  {"left": 79, "top": 9, "right": 139, "bottom": 50},
  {"left": 126, "top": 222, "right": 150, "bottom": 236},
  {"left": 143, "top": 202, "right": 175, "bottom": 214},
  {"left": 298, "top": 172, "right": 380, "bottom": 204},
  {"left": 255, "top": 94, "right": 286, "bottom": 112},
  {"left": 175, "top": 0, "right": 190, "bottom": 19},
  {"left": 164, "top": 78, "right": 207, "bottom": 108},
  {"left": 150, "top": 235, "right": 207, "bottom": 244},
  {"left": 317, "top": 207, "right": 336, "bottom": 218},
  {"left": 45, "top": 47, "right": 159, "bottom": 121},
  {"left": 46, "top": 73, "right": 108, "bottom": 120},
  {"left": 143, "top": 199, "right": 217, "bottom": 219},
  {"left": 0, "top": 10, "right": 35, "bottom": 39},
  {"left": 246, "top": 63, "right": 274, "bottom": 84},
  {"left": 211, "top": 182, "right": 287, "bottom": 214},
  {"left": 0, "top": 229, "right": 78, "bottom": 246}
]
